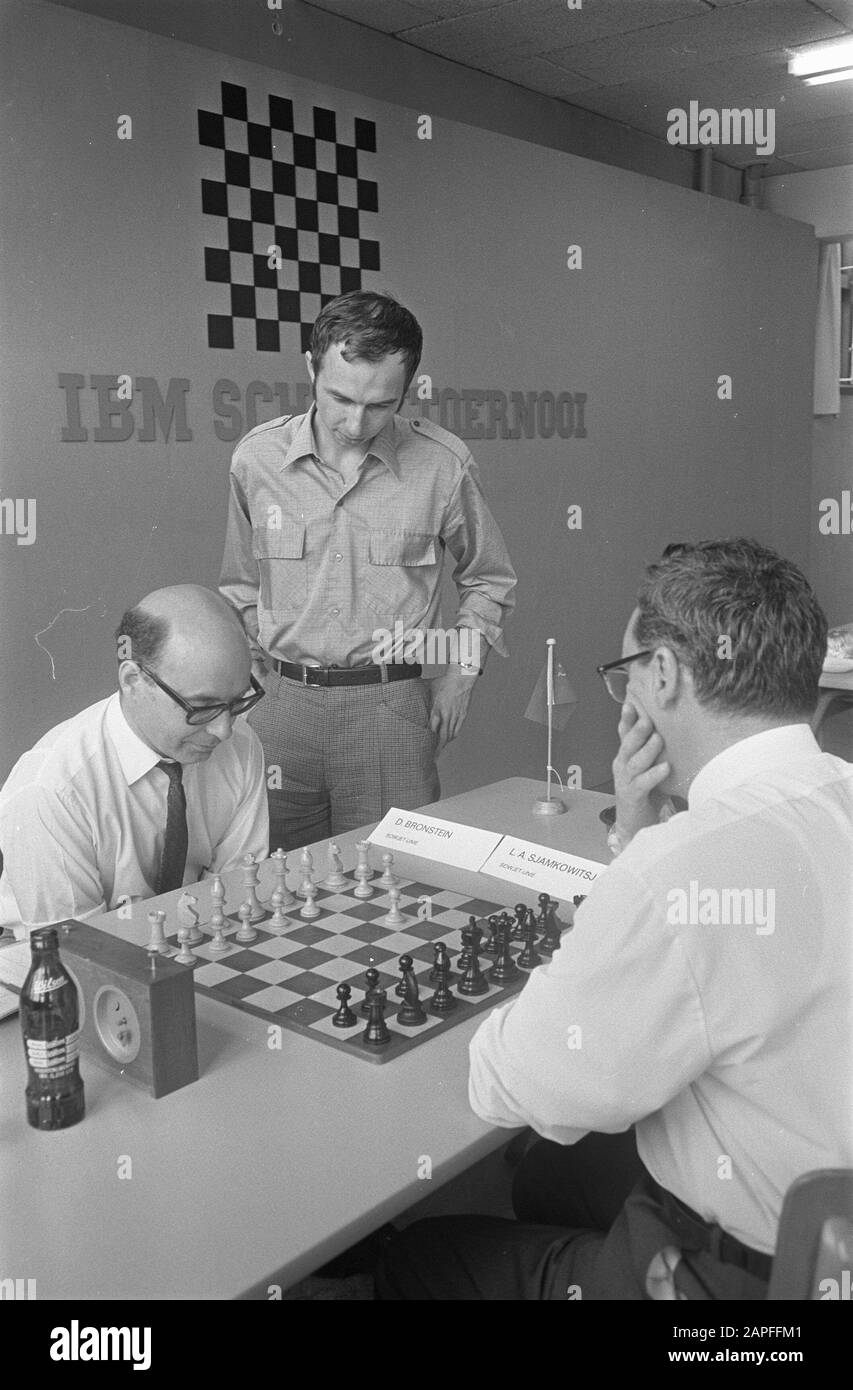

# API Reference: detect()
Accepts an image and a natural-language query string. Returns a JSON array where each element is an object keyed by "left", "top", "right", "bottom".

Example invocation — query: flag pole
[{"left": 533, "top": 637, "right": 566, "bottom": 816}]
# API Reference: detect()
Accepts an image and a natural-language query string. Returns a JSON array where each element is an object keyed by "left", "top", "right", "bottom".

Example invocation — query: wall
[
  {"left": 0, "top": 0, "right": 817, "bottom": 804},
  {"left": 763, "top": 165, "right": 853, "bottom": 757}
]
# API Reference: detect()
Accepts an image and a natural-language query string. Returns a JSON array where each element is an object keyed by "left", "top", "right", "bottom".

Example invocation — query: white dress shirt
[
  {"left": 0, "top": 694, "right": 269, "bottom": 933},
  {"left": 469, "top": 725, "right": 853, "bottom": 1253}
]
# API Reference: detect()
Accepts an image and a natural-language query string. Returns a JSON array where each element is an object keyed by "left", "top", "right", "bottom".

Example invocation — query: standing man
[{"left": 219, "top": 291, "right": 516, "bottom": 850}]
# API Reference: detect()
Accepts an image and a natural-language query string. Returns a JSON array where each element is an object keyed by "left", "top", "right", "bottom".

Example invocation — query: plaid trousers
[{"left": 247, "top": 671, "right": 441, "bottom": 853}]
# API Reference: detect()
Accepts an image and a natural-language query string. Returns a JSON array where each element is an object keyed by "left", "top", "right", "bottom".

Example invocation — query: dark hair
[
  {"left": 309, "top": 291, "right": 422, "bottom": 391},
  {"left": 115, "top": 607, "right": 169, "bottom": 667},
  {"left": 634, "top": 538, "right": 827, "bottom": 719}
]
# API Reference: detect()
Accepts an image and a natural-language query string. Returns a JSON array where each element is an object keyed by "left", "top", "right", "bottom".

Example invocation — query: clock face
[{"left": 92, "top": 985, "right": 141, "bottom": 1064}]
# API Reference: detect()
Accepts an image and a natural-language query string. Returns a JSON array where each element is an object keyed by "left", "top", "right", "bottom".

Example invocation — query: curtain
[{"left": 814, "top": 241, "right": 841, "bottom": 416}]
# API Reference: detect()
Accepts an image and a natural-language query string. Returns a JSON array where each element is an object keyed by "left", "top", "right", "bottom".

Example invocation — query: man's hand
[
  {"left": 428, "top": 669, "right": 478, "bottom": 753},
  {"left": 612, "top": 702, "right": 671, "bottom": 847}
]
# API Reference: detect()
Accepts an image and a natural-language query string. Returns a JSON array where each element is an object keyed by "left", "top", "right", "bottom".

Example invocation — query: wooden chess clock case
[{"left": 56, "top": 919, "right": 199, "bottom": 1098}]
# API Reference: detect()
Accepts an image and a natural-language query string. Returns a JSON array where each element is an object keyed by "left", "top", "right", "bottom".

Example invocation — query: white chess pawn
[
  {"left": 208, "top": 915, "right": 231, "bottom": 955},
  {"left": 175, "top": 926, "right": 197, "bottom": 965},
  {"left": 209, "top": 875, "right": 226, "bottom": 933},
  {"left": 382, "top": 886, "right": 405, "bottom": 927},
  {"left": 297, "top": 846, "right": 314, "bottom": 898},
  {"left": 268, "top": 886, "right": 289, "bottom": 932},
  {"left": 379, "top": 851, "right": 399, "bottom": 888},
  {"left": 235, "top": 900, "right": 258, "bottom": 943},
  {"left": 353, "top": 863, "right": 373, "bottom": 899},
  {"left": 300, "top": 882, "right": 321, "bottom": 919}
]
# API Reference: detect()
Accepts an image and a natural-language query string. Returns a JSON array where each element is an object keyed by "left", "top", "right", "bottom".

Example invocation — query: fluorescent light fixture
[
  {"left": 804, "top": 67, "right": 853, "bottom": 86},
  {"left": 788, "top": 37, "right": 853, "bottom": 77}
]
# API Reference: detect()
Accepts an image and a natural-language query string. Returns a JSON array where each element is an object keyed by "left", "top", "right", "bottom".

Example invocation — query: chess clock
[{"left": 56, "top": 919, "right": 199, "bottom": 1099}]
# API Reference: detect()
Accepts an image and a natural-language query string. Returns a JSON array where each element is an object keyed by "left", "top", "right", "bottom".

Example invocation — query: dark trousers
[{"left": 376, "top": 1132, "right": 771, "bottom": 1301}]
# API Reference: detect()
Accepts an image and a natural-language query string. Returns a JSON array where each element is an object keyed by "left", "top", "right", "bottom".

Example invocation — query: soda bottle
[{"left": 20, "top": 926, "right": 85, "bottom": 1129}]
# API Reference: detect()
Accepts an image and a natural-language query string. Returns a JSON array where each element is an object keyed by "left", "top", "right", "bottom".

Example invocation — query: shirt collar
[
  {"left": 280, "top": 404, "right": 400, "bottom": 478},
  {"left": 105, "top": 693, "right": 167, "bottom": 787},
  {"left": 688, "top": 723, "right": 821, "bottom": 811}
]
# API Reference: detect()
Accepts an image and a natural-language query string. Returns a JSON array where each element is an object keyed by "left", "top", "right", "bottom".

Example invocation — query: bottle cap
[{"left": 29, "top": 927, "right": 60, "bottom": 954}]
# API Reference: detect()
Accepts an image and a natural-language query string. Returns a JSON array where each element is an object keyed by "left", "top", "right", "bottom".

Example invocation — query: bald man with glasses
[{"left": 0, "top": 585, "right": 268, "bottom": 936}]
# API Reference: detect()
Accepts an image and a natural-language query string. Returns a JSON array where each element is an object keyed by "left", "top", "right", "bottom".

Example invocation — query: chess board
[
  {"left": 168, "top": 873, "right": 540, "bottom": 1065},
  {"left": 199, "top": 80, "right": 381, "bottom": 354}
]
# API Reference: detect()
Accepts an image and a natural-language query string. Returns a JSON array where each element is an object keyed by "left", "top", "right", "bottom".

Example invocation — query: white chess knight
[
  {"left": 176, "top": 891, "right": 204, "bottom": 944},
  {"left": 324, "top": 840, "right": 347, "bottom": 888}
]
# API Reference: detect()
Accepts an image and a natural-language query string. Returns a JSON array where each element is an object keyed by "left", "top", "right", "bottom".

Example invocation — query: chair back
[{"left": 768, "top": 1169, "right": 853, "bottom": 1300}]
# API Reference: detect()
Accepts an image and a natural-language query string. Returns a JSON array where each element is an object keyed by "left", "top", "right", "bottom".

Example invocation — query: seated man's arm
[
  {"left": 206, "top": 723, "right": 269, "bottom": 873},
  {"left": 469, "top": 858, "right": 711, "bottom": 1143},
  {"left": 1, "top": 786, "right": 106, "bottom": 931}
]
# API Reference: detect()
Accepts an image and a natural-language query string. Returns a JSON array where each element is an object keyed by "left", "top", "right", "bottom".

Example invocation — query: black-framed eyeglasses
[
  {"left": 596, "top": 651, "right": 651, "bottom": 705},
  {"left": 137, "top": 664, "right": 265, "bottom": 725}
]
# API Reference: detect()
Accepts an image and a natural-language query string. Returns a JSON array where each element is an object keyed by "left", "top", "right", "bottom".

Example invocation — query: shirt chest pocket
[
  {"left": 252, "top": 523, "right": 308, "bottom": 617},
  {"left": 364, "top": 530, "right": 440, "bottom": 621}
]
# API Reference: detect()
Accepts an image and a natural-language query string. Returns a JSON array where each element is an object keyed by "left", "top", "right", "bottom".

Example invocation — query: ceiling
[{"left": 302, "top": 0, "right": 853, "bottom": 174}]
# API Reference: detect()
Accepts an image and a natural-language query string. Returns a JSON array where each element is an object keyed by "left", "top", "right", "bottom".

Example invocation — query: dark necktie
[{"left": 155, "top": 760, "right": 188, "bottom": 894}]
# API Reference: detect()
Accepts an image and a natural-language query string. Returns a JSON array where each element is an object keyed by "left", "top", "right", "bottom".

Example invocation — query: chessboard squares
[
  {"left": 227, "top": 185, "right": 252, "bottom": 221},
  {"left": 255, "top": 290, "right": 280, "bottom": 322},
  {"left": 300, "top": 292, "right": 323, "bottom": 324},
  {"left": 356, "top": 179, "right": 378, "bottom": 212},
  {"left": 208, "top": 315, "right": 234, "bottom": 349},
  {"left": 455, "top": 896, "right": 508, "bottom": 918},
  {"left": 318, "top": 233, "right": 341, "bottom": 265},
  {"left": 340, "top": 266, "right": 362, "bottom": 295},
  {"left": 313, "top": 106, "right": 337, "bottom": 142},
  {"left": 269, "top": 94, "right": 294, "bottom": 131},
  {"left": 248, "top": 121, "right": 274, "bottom": 159},
  {"left": 224, "top": 150, "right": 251, "bottom": 188},
  {"left": 231, "top": 284, "right": 256, "bottom": 318},
  {"left": 354, "top": 117, "right": 376, "bottom": 152},
  {"left": 201, "top": 179, "right": 228, "bottom": 217},
  {"left": 295, "top": 198, "right": 319, "bottom": 231},
  {"left": 274, "top": 224, "right": 299, "bottom": 259},
  {"left": 242, "top": 983, "right": 304, "bottom": 1014},
  {"left": 249, "top": 934, "right": 307, "bottom": 959},
  {"left": 256, "top": 319, "right": 281, "bottom": 353},
  {"left": 214, "top": 971, "right": 274, "bottom": 1002},
  {"left": 398, "top": 918, "right": 458, "bottom": 943},
  {"left": 280, "top": 945, "right": 337, "bottom": 971},
  {"left": 337, "top": 206, "right": 360, "bottom": 239},
  {"left": 245, "top": 958, "right": 305, "bottom": 986},
  {"left": 293, "top": 133, "right": 317, "bottom": 168},
  {"left": 297, "top": 229, "right": 319, "bottom": 262},
  {"left": 359, "top": 239, "right": 381, "bottom": 271},
  {"left": 227, "top": 216, "right": 254, "bottom": 252},
  {"left": 224, "top": 117, "right": 249, "bottom": 153},
  {"left": 271, "top": 131, "right": 293, "bottom": 165},
  {"left": 198, "top": 110, "right": 225, "bottom": 150},
  {"left": 281, "top": 969, "right": 342, "bottom": 999},
  {"left": 278, "top": 997, "right": 331, "bottom": 1027},
  {"left": 300, "top": 323, "right": 313, "bottom": 353},
  {"left": 222, "top": 81, "right": 248, "bottom": 122},
  {"left": 272, "top": 161, "right": 296, "bottom": 196},
  {"left": 306, "top": 954, "right": 368, "bottom": 983},
  {"left": 218, "top": 946, "right": 270, "bottom": 973},
  {"left": 298, "top": 262, "right": 322, "bottom": 294},
  {"left": 344, "top": 943, "right": 399, "bottom": 968},
  {"left": 335, "top": 144, "right": 358, "bottom": 178},
  {"left": 193, "top": 960, "right": 244, "bottom": 988},
  {"left": 278, "top": 289, "right": 301, "bottom": 322},
  {"left": 319, "top": 265, "right": 341, "bottom": 297},
  {"left": 253, "top": 252, "right": 278, "bottom": 288},
  {"left": 205, "top": 247, "right": 231, "bottom": 283},
  {"left": 316, "top": 171, "right": 339, "bottom": 205},
  {"left": 250, "top": 188, "right": 275, "bottom": 224}
]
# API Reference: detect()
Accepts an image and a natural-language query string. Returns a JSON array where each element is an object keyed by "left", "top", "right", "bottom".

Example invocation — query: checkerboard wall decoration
[{"left": 199, "top": 81, "right": 381, "bottom": 353}]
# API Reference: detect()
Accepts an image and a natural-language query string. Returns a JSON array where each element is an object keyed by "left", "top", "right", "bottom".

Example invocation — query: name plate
[
  {"left": 368, "top": 809, "right": 502, "bottom": 873},
  {"left": 480, "top": 835, "right": 605, "bottom": 903}
]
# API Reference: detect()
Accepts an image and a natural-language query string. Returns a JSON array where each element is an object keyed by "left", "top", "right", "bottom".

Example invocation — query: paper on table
[
  {"left": 480, "top": 834, "right": 605, "bottom": 904},
  {"left": 368, "top": 808, "right": 502, "bottom": 873}
]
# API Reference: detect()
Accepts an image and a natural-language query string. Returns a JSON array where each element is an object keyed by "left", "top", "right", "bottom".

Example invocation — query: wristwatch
[{"left": 455, "top": 661, "right": 482, "bottom": 676}]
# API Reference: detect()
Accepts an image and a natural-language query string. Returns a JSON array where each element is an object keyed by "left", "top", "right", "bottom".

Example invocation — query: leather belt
[
  {"left": 272, "top": 659, "right": 422, "bottom": 687},
  {"left": 649, "top": 1177, "right": 773, "bottom": 1282}
]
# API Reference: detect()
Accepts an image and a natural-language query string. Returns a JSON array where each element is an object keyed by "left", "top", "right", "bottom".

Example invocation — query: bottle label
[
  {"left": 25, "top": 1029, "right": 81, "bottom": 1078},
  {"left": 29, "top": 973, "right": 70, "bottom": 997}
]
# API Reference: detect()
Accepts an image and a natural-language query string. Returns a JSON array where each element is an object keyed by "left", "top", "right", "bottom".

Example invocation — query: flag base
[{"left": 532, "top": 797, "right": 567, "bottom": 816}]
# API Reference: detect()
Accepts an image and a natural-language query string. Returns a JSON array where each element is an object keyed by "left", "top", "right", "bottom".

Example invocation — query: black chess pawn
[
  {"left": 332, "top": 982, "right": 358, "bottom": 1028},
  {"left": 396, "top": 957, "right": 428, "bottom": 1027},
  {"left": 428, "top": 957, "right": 457, "bottom": 1014},
  {"left": 363, "top": 988, "right": 391, "bottom": 1047},
  {"left": 457, "top": 918, "right": 478, "bottom": 972},
  {"left": 538, "top": 899, "right": 563, "bottom": 956},
  {"left": 457, "top": 924, "right": 488, "bottom": 996},
  {"left": 481, "top": 915, "right": 501, "bottom": 956},
  {"left": 572, "top": 895, "right": 586, "bottom": 909},
  {"left": 512, "top": 904, "right": 528, "bottom": 940},
  {"left": 360, "top": 965, "right": 381, "bottom": 1016},
  {"left": 517, "top": 913, "right": 541, "bottom": 971},
  {"left": 489, "top": 919, "right": 520, "bottom": 985},
  {"left": 536, "top": 892, "right": 551, "bottom": 934},
  {"left": 429, "top": 941, "right": 451, "bottom": 983}
]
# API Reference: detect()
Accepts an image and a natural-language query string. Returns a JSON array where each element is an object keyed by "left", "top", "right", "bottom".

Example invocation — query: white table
[{"left": 0, "top": 777, "right": 610, "bottom": 1300}]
